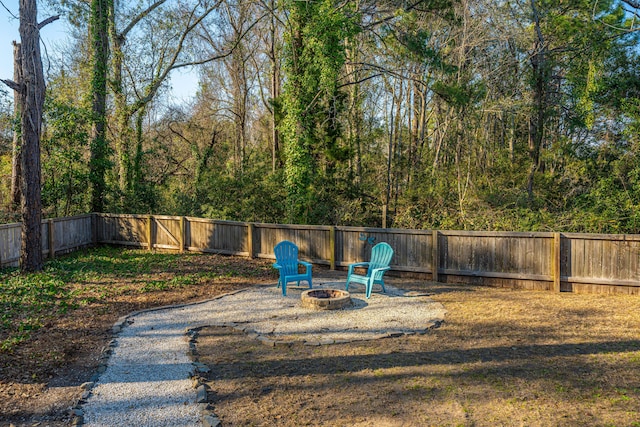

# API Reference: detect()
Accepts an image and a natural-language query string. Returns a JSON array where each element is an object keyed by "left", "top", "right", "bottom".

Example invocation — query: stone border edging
[
  {"left": 69, "top": 284, "right": 446, "bottom": 426},
  {"left": 69, "top": 288, "right": 251, "bottom": 426}
]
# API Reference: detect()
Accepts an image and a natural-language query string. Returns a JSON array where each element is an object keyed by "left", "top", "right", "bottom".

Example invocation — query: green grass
[
  {"left": 0, "top": 272, "right": 74, "bottom": 351},
  {"left": 0, "top": 246, "right": 272, "bottom": 352}
]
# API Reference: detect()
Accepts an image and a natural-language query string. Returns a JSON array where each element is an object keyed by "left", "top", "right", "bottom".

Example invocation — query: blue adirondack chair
[
  {"left": 272, "top": 240, "right": 313, "bottom": 296},
  {"left": 346, "top": 242, "right": 394, "bottom": 298}
]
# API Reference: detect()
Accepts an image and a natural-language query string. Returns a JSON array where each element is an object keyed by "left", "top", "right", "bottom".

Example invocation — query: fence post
[
  {"left": 247, "top": 222, "right": 254, "bottom": 258},
  {"left": 48, "top": 219, "right": 55, "bottom": 259},
  {"left": 147, "top": 215, "right": 153, "bottom": 251},
  {"left": 553, "top": 232, "right": 561, "bottom": 292},
  {"left": 179, "top": 216, "right": 185, "bottom": 253},
  {"left": 329, "top": 226, "right": 336, "bottom": 270},
  {"left": 432, "top": 229, "right": 439, "bottom": 282},
  {"left": 92, "top": 213, "right": 99, "bottom": 245}
]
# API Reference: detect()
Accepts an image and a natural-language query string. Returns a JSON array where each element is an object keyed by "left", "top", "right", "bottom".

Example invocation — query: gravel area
[{"left": 81, "top": 275, "right": 446, "bottom": 426}]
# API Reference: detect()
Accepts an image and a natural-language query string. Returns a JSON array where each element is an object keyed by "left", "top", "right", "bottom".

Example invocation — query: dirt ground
[
  {"left": 197, "top": 282, "right": 640, "bottom": 427},
  {"left": 2, "top": 252, "right": 640, "bottom": 427}
]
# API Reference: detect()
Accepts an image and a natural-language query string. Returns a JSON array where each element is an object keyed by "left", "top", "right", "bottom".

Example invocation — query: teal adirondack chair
[
  {"left": 272, "top": 240, "right": 313, "bottom": 296},
  {"left": 346, "top": 242, "right": 394, "bottom": 298}
]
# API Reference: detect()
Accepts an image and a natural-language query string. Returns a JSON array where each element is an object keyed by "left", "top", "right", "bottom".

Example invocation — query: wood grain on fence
[
  {"left": 0, "top": 222, "right": 21, "bottom": 267},
  {"left": 0, "top": 214, "right": 93, "bottom": 267},
  {"left": 97, "top": 213, "right": 147, "bottom": 248},
  {"left": 91, "top": 214, "right": 638, "bottom": 294},
  {"left": 561, "top": 233, "right": 640, "bottom": 292},
  {"left": 186, "top": 217, "right": 249, "bottom": 256},
  {"left": 2, "top": 213, "right": 638, "bottom": 294},
  {"left": 254, "top": 223, "right": 332, "bottom": 264}
]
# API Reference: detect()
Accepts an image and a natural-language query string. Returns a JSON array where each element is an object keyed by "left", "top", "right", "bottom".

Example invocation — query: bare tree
[
  {"left": 1, "top": 0, "right": 59, "bottom": 271},
  {"left": 108, "top": 0, "right": 222, "bottom": 201},
  {"left": 10, "top": 41, "right": 22, "bottom": 212}
]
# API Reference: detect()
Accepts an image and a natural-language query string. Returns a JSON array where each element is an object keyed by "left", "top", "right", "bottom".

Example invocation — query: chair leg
[
  {"left": 366, "top": 278, "right": 375, "bottom": 298},
  {"left": 282, "top": 281, "right": 287, "bottom": 296}
]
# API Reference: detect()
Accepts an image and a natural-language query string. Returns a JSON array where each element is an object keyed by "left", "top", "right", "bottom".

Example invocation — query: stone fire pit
[{"left": 300, "top": 289, "right": 352, "bottom": 310}]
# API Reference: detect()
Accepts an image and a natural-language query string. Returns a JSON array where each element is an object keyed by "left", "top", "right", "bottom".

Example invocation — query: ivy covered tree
[
  {"left": 279, "top": 0, "right": 359, "bottom": 223},
  {"left": 88, "top": 0, "right": 111, "bottom": 213},
  {"left": 3, "top": 0, "right": 640, "bottom": 234}
]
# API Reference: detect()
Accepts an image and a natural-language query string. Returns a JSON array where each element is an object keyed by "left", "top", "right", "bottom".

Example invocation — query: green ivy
[{"left": 280, "top": 0, "right": 360, "bottom": 223}]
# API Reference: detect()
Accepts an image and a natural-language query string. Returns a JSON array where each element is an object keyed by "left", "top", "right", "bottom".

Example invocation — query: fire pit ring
[{"left": 301, "top": 289, "right": 352, "bottom": 310}]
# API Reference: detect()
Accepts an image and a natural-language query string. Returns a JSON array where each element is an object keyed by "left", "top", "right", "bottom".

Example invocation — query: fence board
[
  {"left": 153, "top": 216, "right": 181, "bottom": 250},
  {"left": 254, "top": 223, "right": 331, "bottom": 263},
  {"left": 0, "top": 215, "right": 94, "bottom": 267},
  {"left": 0, "top": 223, "right": 21, "bottom": 267},
  {"left": 186, "top": 218, "right": 248, "bottom": 255},
  {"left": 97, "top": 214, "right": 147, "bottom": 247},
  {"left": 564, "top": 235, "right": 640, "bottom": 284},
  {"left": 4, "top": 213, "right": 639, "bottom": 294},
  {"left": 54, "top": 215, "right": 93, "bottom": 253}
]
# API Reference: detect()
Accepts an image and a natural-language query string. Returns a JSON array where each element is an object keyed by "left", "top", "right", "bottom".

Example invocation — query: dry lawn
[
  {"left": 2, "top": 248, "right": 639, "bottom": 427},
  {"left": 197, "top": 282, "right": 640, "bottom": 427}
]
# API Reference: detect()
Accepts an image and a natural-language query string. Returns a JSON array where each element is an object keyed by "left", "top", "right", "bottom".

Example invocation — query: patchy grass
[
  {"left": 0, "top": 246, "right": 277, "bottom": 427},
  {"left": 0, "top": 272, "right": 73, "bottom": 351},
  {"left": 0, "top": 246, "right": 274, "bottom": 352}
]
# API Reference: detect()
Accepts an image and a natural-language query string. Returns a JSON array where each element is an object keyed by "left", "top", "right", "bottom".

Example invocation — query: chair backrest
[
  {"left": 368, "top": 242, "right": 393, "bottom": 276},
  {"left": 274, "top": 240, "right": 300, "bottom": 275}
]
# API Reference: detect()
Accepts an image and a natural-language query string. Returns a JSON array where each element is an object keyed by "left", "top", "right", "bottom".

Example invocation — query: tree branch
[
  {"left": 362, "top": 0, "right": 435, "bottom": 29},
  {"left": 622, "top": 0, "right": 640, "bottom": 8},
  {"left": 0, "top": 78, "right": 21, "bottom": 92},
  {"left": 0, "top": 0, "right": 17, "bottom": 19},
  {"left": 345, "top": 61, "right": 429, "bottom": 87},
  {"left": 131, "top": 2, "right": 221, "bottom": 111},
  {"left": 133, "top": 7, "right": 269, "bottom": 112},
  {"left": 38, "top": 15, "right": 59, "bottom": 29},
  {"left": 120, "top": 0, "right": 168, "bottom": 39}
]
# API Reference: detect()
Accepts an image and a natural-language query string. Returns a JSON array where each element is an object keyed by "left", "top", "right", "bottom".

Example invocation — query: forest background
[{"left": 2, "top": 0, "right": 640, "bottom": 234}]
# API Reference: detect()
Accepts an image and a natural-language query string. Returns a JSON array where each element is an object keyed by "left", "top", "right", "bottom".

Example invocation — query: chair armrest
[
  {"left": 299, "top": 260, "right": 313, "bottom": 272},
  {"left": 370, "top": 266, "right": 390, "bottom": 276},
  {"left": 348, "top": 262, "right": 369, "bottom": 275},
  {"left": 369, "top": 267, "right": 391, "bottom": 280},
  {"left": 273, "top": 262, "right": 282, "bottom": 270},
  {"left": 350, "top": 262, "right": 370, "bottom": 268}
]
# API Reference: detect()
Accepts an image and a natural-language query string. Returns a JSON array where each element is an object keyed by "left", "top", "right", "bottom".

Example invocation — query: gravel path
[{"left": 80, "top": 276, "right": 446, "bottom": 426}]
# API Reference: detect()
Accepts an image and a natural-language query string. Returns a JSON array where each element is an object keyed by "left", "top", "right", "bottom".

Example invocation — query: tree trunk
[
  {"left": 112, "top": 47, "right": 132, "bottom": 197},
  {"left": 282, "top": 2, "right": 313, "bottom": 223},
  {"left": 384, "top": 90, "right": 394, "bottom": 229},
  {"left": 18, "top": 0, "right": 45, "bottom": 272},
  {"left": 133, "top": 107, "right": 146, "bottom": 197},
  {"left": 269, "top": 0, "right": 280, "bottom": 173},
  {"left": 527, "top": 0, "right": 548, "bottom": 202},
  {"left": 89, "top": 0, "right": 110, "bottom": 213},
  {"left": 10, "top": 42, "right": 22, "bottom": 212}
]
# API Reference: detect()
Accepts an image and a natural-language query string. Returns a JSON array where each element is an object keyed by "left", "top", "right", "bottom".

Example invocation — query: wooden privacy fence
[
  {"left": 1, "top": 213, "right": 638, "bottom": 294},
  {"left": 95, "top": 213, "right": 640, "bottom": 295},
  {"left": 0, "top": 214, "right": 94, "bottom": 267}
]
